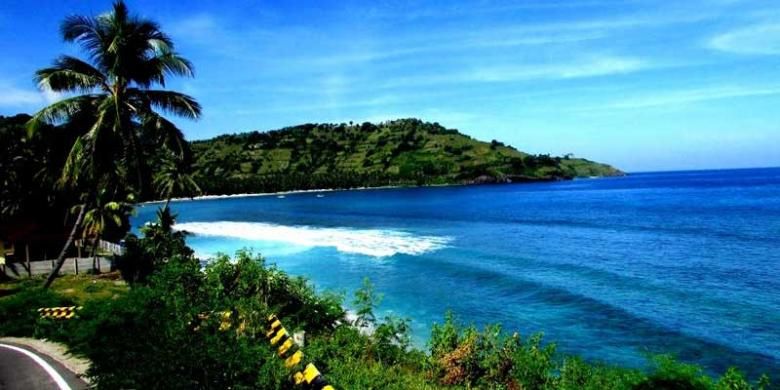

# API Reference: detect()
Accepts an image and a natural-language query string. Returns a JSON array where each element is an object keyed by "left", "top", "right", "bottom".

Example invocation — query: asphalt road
[{"left": 0, "top": 343, "right": 88, "bottom": 390}]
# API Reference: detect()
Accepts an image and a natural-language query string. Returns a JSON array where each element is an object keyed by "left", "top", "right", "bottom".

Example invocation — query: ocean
[{"left": 132, "top": 168, "right": 780, "bottom": 377}]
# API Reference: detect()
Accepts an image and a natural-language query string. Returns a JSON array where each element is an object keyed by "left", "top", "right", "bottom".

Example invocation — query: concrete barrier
[{"left": 1, "top": 257, "right": 113, "bottom": 279}]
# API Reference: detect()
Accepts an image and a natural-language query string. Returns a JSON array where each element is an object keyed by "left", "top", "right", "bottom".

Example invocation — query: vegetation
[
  {"left": 0, "top": 114, "right": 80, "bottom": 259},
  {"left": 189, "top": 119, "right": 623, "bottom": 195}
]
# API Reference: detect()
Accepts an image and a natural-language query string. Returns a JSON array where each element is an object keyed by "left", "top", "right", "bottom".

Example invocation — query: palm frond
[
  {"left": 60, "top": 135, "right": 91, "bottom": 187},
  {"left": 111, "top": 1, "right": 129, "bottom": 25},
  {"left": 154, "top": 153, "right": 201, "bottom": 199},
  {"left": 140, "top": 112, "right": 190, "bottom": 158},
  {"left": 129, "top": 52, "right": 194, "bottom": 88},
  {"left": 135, "top": 20, "right": 173, "bottom": 50},
  {"left": 132, "top": 89, "right": 201, "bottom": 119},
  {"left": 149, "top": 52, "right": 195, "bottom": 81},
  {"left": 61, "top": 15, "right": 109, "bottom": 72},
  {"left": 35, "top": 56, "right": 107, "bottom": 93},
  {"left": 26, "top": 95, "right": 103, "bottom": 135},
  {"left": 61, "top": 15, "right": 100, "bottom": 42}
]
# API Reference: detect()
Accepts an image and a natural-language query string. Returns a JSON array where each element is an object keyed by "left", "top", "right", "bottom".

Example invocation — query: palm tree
[
  {"left": 30, "top": 1, "right": 201, "bottom": 288},
  {"left": 78, "top": 191, "right": 133, "bottom": 274},
  {"left": 154, "top": 154, "right": 202, "bottom": 211},
  {"left": 44, "top": 189, "right": 133, "bottom": 287}
]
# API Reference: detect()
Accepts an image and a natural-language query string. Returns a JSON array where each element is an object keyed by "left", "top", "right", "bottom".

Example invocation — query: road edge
[{"left": 0, "top": 337, "right": 91, "bottom": 385}]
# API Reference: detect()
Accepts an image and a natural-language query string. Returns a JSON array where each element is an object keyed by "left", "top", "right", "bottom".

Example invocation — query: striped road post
[
  {"left": 266, "top": 314, "right": 334, "bottom": 390},
  {"left": 37, "top": 306, "right": 82, "bottom": 320}
]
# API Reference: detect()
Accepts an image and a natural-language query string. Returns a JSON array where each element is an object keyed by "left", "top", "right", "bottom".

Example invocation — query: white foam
[{"left": 174, "top": 221, "right": 452, "bottom": 258}]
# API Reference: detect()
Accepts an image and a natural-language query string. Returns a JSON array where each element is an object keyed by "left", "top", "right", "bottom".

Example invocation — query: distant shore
[
  {"left": 140, "top": 184, "right": 420, "bottom": 205},
  {"left": 140, "top": 175, "right": 616, "bottom": 206}
]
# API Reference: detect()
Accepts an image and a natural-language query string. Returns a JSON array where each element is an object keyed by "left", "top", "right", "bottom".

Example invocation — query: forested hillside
[
  {"left": 191, "top": 118, "right": 623, "bottom": 195},
  {"left": 2, "top": 115, "right": 622, "bottom": 202}
]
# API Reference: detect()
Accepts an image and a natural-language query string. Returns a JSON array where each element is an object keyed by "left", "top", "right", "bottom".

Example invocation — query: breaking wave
[{"left": 174, "top": 221, "right": 452, "bottom": 258}]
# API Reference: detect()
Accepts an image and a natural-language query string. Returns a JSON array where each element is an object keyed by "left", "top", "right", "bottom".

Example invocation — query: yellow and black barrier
[
  {"left": 266, "top": 314, "right": 334, "bottom": 390},
  {"left": 191, "top": 310, "right": 246, "bottom": 333},
  {"left": 38, "top": 306, "right": 82, "bottom": 320}
]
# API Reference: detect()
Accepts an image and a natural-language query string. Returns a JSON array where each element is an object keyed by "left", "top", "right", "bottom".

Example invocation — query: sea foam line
[{"left": 174, "top": 221, "right": 452, "bottom": 258}]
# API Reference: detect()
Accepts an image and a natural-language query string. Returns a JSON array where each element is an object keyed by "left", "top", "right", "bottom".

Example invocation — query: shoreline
[
  {"left": 140, "top": 174, "right": 615, "bottom": 205},
  {"left": 140, "top": 183, "right": 462, "bottom": 205}
]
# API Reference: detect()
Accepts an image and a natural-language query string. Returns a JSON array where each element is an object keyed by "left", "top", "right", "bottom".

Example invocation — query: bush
[
  {"left": 116, "top": 207, "right": 195, "bottom": 284},
  {"left": 634, "top": 355, "right": 714, "bottom": 390},
  {"left": 52, "top": 252, "right": 292, "bottom": 388},
  {"left": 0, "top": 285, "right": 70, "bottom": 337}
]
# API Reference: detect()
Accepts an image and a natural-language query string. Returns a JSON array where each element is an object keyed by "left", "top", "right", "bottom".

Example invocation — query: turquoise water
[{"left": 132, "top": 168, "right": 780, "bottom": 377}]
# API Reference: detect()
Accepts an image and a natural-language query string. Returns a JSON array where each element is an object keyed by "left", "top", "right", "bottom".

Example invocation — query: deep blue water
[{"left": 132, "top": 168, "right": 780, "bottom": 378}]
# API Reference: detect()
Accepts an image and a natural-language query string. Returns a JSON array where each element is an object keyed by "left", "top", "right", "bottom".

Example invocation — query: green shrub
[
  {"left": 0, "top": 286, "right": 70, "bottom": 337},
  {"left": 559, "top": 357, "right": 643, "bottom": 390},
  {"left": 59, "top": 254, "right": 291, "bottom": 388},
  {"left": 634, "top": 355, "right": 714, "bottom": 390}
]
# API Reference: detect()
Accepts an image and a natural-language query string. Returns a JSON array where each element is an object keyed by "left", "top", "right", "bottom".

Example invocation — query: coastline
[
  {"left": 140, "top": 183, "right": 462, "bottom": 205},
  {"left": 140, "top": 174, "right": 618, "bottom": 205}
]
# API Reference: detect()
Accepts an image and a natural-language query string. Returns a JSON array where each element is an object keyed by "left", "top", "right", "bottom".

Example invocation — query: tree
[
  {"left": 42, "top": 204, "right": 86, "bottom": 288},
  {"left": 28, "top": 1, "right": 201, "bottom": 288},
  {"left": 353, "top": 277, "right": 383, "bottom": 329},
  {"left": 42, "top": 190, "right": 133, "bottom": 287},
  {"left": 80, "top": 191, "right": 134, "bottom": 244},
  {"left": 81, "top": 190, "right": 134, "bottom": 268},
  {"left": 154, "top": 153, "right": 201, "bottom": 211},
  {"left": 117, "top": 206, "right": 194, "bottom": 284}
]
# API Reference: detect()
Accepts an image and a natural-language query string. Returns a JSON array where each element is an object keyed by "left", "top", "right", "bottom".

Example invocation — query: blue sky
[{"left": 1, "top": 0, "right": 778, "bottom": 172}]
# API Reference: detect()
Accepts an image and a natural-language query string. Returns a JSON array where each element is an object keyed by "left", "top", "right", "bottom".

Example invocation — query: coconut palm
[
  {"left": 80, "top": 192, "right": 134, "bottom": 244},
  {"left": 154, "top": 154, "right": 202, "bottom": 211},
  {"left": 81, "top": 191, "right": 134, "bottom": 273},
  {"left": 30, "top": 1, "right": 201, "bottom": 288},
  {"left": 42, "top": 190, "right": 134, "bottom": 287}
]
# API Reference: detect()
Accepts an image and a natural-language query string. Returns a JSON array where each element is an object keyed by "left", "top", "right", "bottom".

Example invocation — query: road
[{"left": 0, "top": 343, "right": 88, "bottom": 390}]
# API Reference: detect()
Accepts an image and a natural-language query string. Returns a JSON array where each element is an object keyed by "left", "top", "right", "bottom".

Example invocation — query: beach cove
[{"left": 132, "top": 168, "right": 780, "bottom": 378}]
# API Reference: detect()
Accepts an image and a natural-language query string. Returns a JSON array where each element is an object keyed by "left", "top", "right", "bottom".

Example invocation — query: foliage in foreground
[{"left": 0, "top": 214, "right": 773, "bottom": 389}]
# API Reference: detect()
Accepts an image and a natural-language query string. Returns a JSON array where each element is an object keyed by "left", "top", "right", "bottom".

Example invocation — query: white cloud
[
  {"left": 0, "top": 83, "right": 44, "bottom": 107},
  {"left": 708, "top": 24, "right": 780, "bottom": 55},
  {"left": 168, "top": 3, "right": 707, "bottom": 72},
  {"left": 168, "top": 14, "right": 219, "bottom": 41},
  {"left": 383, "top": 56, "right": 647, "bottom": 88},
  {"left": 564, "top": 57, "right": 647, "bottom": 78},
  {"left": 589, "top": 85, "right": 780, "bottom": 110}
]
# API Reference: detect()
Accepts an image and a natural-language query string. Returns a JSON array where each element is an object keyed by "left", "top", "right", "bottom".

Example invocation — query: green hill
[{"left": 190, "top": 118, "right": 622, "bottom": 195}]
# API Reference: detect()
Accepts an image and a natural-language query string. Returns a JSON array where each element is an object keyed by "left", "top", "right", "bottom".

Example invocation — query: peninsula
[{"left": 190, "top": 118, "right": 623, "bottom": 195}]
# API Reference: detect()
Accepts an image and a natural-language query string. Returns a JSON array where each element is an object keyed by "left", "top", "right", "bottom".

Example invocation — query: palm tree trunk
[
  {"left": 91, "top": 239, "right": 98, "bottom": 273},
  {"left": 126, "top": 126, "right": 148, "bottom": 198},
  {"left": 43, "top": 205, "right": 85, "bottom": 289},
  {"left": 164, "top": 197, "right": 171, "bottom": 212}
]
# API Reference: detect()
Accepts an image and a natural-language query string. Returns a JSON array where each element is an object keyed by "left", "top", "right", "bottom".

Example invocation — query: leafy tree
[
  {"left": 0, "top": 115, "right": 80, "bottom": 261},
  {"left": 353, "top": 277, "right": 383, "bottom": 328},
  {"left": 27, "top": 1, "right": 201, "bottom": 287},
  {"left": 117, "top": 207, "right": 193, "bottom": 284},
  {"left": 373, "top": 314, "right": 412, "bottom": 365}
]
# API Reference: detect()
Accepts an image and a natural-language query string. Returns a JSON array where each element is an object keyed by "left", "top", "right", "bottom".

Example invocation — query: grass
[{"left": 0, "top": 273, "right": 128, "bottom": 305}]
